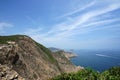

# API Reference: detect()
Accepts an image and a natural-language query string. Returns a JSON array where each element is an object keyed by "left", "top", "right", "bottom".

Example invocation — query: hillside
[
  {"left": 52, "top": 50, "right": 81, "bottom": 73},
  {"left": 0, "top": 35, "right": 81, "bottom": 80}
]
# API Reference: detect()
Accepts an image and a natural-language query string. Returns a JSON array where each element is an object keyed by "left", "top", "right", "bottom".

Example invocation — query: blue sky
[{"left": 0, "top": 0, "right": 120, "bottom": 50}]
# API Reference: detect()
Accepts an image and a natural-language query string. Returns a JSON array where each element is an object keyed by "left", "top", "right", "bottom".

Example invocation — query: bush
[{"left": 51, "top": 67, "right": 120, "bottom": 80}]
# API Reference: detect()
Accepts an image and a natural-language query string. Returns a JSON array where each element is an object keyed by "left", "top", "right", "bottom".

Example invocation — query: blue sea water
[{"left": 70, "top": 50, "right": 120, "bottom": 72}]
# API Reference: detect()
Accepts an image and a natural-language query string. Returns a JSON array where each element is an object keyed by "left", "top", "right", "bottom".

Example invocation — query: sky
[{"left": 0, "top": 0, "right": 120, "bottom": 50}]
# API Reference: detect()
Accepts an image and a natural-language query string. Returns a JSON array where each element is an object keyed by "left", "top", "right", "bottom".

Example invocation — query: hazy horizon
[{"left": 0, "top": 0, "right": 120, "bottom": 50}]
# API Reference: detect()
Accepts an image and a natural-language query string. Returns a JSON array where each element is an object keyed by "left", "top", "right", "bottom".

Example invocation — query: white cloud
[
  {"left": 74, "top": 18, "right": 120, "bottom": 31},
  {"left": 57, "top": 1, "right": 96, "bottom": 18},
  {"left": 24, "top": 0, "right": 120, "bottom": 48},
  {"left": 48, "top": 3, "right": 120, "bottom": 38},
  {"left": 0, "top": 22, "right": 13, "bottom": 34}
]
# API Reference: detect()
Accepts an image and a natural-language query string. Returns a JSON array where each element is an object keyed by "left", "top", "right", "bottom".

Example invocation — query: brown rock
[
  {"left": 0, "top": 35, "right": 82, "bottom": 80},
  {"left": 0, "top": 64, "right": 25, "bottom": 80}
]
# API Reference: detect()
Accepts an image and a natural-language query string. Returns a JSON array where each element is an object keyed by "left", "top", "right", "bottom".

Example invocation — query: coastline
[
  {"left": 63, "top": 51, "right": 78, "bottom": 60},
  {"left": 63, "top": 51, "right": 84, "bottom": 70}
]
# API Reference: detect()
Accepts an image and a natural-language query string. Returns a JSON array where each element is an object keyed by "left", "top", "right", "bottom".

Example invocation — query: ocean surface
[{"left": 70, "top": 50, "right": 120, "bottom": 72}]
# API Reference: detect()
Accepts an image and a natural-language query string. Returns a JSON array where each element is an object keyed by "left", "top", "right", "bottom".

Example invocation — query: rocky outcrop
[
  {"left": 0, "top": 35, "right": 61, "bottom": 80},
  {"left": 0, "top": 35, "right": 81, "bottom": 80},
  {"left": 0, "top": 64, "right": 25, "bottom": 80}
]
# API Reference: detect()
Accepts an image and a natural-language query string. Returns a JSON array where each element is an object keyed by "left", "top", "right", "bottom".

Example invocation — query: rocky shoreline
[{"left": 63, "top": 51, "right": 77, "bottom": 60}]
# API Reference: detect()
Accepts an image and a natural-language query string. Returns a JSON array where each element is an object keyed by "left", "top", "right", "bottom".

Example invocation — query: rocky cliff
[
  {"left": 52, "top": 50, "right": 81, "bottom": 73},
  {"left": 0, "top": 35, "right": 81, "bottom": 80}
]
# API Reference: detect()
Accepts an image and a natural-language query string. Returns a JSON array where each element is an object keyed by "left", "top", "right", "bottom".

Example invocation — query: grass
[
  {"left": 35, "top": 41, "right": 56, "bottom": 63},
  {"left": 0, "top": 35, "right": 25, "bottom": 44}
]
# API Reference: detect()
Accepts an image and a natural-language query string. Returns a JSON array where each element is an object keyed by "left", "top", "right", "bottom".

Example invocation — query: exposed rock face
[
  {"left": 52, "top": 51, "right": 81, "bottom": 73},
  {"left": 0, "top": 35, "right": 61, "bottom": 80},
  {"left": 0, "top": 64, "right": 25, "bottom": 80},
  {"left": 0, "top": 35, "right": 81, "bottom": 80}
]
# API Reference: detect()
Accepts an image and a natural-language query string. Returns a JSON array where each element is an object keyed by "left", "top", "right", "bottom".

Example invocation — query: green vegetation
[
  {"left": 51, "top": 66, "right": 120, "bottom": 80},
  {"left": 35, "top": 41, "right": 56, "bottom": 63},
  {"left": 0, "top": 35, "right": 24, "bottom": 44},
  {"left": 100, "top": 66, "right": 120, "bottom": 80}
]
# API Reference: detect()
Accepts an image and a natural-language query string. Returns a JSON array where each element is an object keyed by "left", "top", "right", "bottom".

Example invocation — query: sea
[{"left": 70, "top": 50, "right": 120, "bottom": 72}]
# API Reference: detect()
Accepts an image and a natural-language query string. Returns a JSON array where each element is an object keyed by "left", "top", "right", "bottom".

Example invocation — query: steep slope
[
  {"left": 0, "top": 35, "right": 61, "bottom": 80},
  {"left": 0, "top": 35, "right": 80, "bottom": 80},
  {"left": 52, "top": 50, "right": 81, "bottom": 73}
]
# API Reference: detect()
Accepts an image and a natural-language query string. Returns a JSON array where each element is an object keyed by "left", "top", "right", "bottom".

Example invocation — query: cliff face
[
  {"left": 0, "top": 35, "right": 81, "bottom": 80},
  {"left": 52, "top": 50, "right": 81, "bottom": 73}
]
